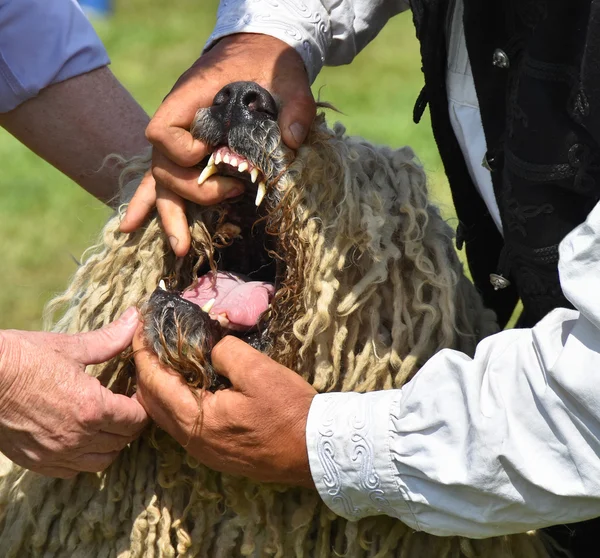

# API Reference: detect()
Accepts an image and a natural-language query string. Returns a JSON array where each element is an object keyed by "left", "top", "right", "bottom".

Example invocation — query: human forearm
[{"left": 0, "top": 66, "right": 149, "bottom": 206}]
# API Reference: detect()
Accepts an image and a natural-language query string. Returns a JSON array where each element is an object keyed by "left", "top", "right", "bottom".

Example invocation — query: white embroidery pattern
[
  {"left": 316, "top": 395, "right": 357, "bottom": 515},
  {"left": 315, "top": 394, "right": 395, "bottom": 519},
  {"left": 350, "top": 399, "right": 393, "bottom": 514}
]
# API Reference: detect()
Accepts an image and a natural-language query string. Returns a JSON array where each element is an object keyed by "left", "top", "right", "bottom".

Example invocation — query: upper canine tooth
[
  {"left": 238, "top": 161, "right": 249, "bottom": 173},
  {"left": 255, "top": 181, "right": 267, "bottom": 207},
  {"left": 207, "top": 153, "right": 215, "bottom": 166},
  {"left": 198, "top": 162, "right": 218, "bottom": 185},
  {"left": 250, "top": 168, "right": 259, "bottom": 183},
  {"left": 229, "top": 156, "right": 238, "bottom": 167},
  {"left": 215, "top": 152, "right": 223, "bottom": 165},
  {"left": 223, "top": 153, "right": 231, "bottom": 165}
]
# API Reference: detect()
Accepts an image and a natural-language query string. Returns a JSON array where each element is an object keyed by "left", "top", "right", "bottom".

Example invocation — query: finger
[
  {"left": 120, "top": 170, "right": 157, "bottom": 233},
  {"left": 61, "top": 451, "right": 121, "bottom": 473},
  {"left": 98, "top": 390, "right": 150, "bottom": 436},
  {"left": 31, "top": 465, "right": 79, "bottom": 479},
  {"left": 279, "top": 93, "right": 317, "bottom": 150},
  {"left": 132, "top": 327, "right": 200, "bottom": 440},
  {"left": 155, "top": 185, "right": 190, "bottom": 257},
  {"left": 77, "top": 430, "right": 141, "bottom": 454},
  {"left": 210, "top": 336, "right": 266, "bottom": 391},
  {"left": 68, "top": 307, "right": 140, "bottom": 365},
  {"left": 146, "top": 116, "right": 207, "bottom": 168},
  {"left": 152, "top": 151, "right": 244, "bottom": 205}
]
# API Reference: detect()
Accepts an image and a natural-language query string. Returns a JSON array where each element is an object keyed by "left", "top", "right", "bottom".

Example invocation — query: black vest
[{"left": 410, "top": 0, "right": 600, "bottom": 554}]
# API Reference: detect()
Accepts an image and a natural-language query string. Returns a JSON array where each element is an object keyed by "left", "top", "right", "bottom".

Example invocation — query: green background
[{"left": 0, "top": 0, "right": 454, "bottom": 330}]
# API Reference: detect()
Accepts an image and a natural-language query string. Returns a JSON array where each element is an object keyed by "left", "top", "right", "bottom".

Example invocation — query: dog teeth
[
  {"left": 214, "top": 152, "right": 223, "bottom": 165},
  {"left": 198, "top": 160, "right": 218, "bottom": 185},
  {"left": 201, "top": 298, "right": 216, "bottom": 313},
  {"left": 238, "top": 161, "right": 248, "bottom": 173},
  {"left": 255, "top": 181, "right": 267, "bottom": 207},
  {"left": 158, "top": 279, "right": 167, "bottom": 291},
  {"left": 229, "top": 156, "right": 238, "bottom": 167},
  {"left": 223, "top": 153, "right": 230, "bottom": 165},
  {"left": 250, "top": 168, "right": 259, "bottom": 183}
]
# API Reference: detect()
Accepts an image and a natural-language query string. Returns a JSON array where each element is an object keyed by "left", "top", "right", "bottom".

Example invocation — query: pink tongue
[{"left": 182, "top": 271, "right": 274, "bottom": 331}]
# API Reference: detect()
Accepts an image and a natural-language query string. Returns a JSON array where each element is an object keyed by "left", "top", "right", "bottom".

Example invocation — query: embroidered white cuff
[{"left": 306, "top": 391, "right": 416, "bottom": 525}]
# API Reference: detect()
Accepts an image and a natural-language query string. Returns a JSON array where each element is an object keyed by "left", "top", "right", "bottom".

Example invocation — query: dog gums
[{"left": 0, "top": 116, "right": 552, "bottom": 557}]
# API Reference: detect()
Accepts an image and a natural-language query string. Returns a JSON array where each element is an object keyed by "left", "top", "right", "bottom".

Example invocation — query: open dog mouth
[
  {"left": 142, "top": 81, "right": 292, "bottom": 388},
  {"left": 198, "top": 146, "right": 268, "bottom": 207}
]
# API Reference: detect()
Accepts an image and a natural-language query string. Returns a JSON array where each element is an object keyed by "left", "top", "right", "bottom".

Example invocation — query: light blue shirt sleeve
[{"left": 0, "top": 0, "right": 110, "bottom": 112}]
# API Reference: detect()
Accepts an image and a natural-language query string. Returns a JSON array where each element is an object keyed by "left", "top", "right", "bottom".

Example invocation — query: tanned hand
[
  {"left": 133, "top": 332, "right": 317, "bottom": 488},
  {"left": 120, "top": 33, "right": 316, "bottom": 257}
]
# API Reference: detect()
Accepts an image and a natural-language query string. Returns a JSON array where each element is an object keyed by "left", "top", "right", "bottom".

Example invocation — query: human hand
[
  {"left": 120, "top": 33, "right": 316, "bottom": 257},
  {"left": 133, "top": 333, "right": 317, "bottom": 488},
  {"left": 0, "top": 308, "right": 149, "bottom": 478}
]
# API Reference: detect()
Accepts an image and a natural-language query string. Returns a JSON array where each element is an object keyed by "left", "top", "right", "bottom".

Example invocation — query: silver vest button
[
  {"left": 492, "top": 48, "right": 510, "bottom": 69},
  {"left": 490, "top": 273, "right": 511, "bottom": 290}
]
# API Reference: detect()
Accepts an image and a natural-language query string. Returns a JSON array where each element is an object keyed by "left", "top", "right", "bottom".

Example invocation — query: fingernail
[
  {"left": 289, "top": 122, "right": 306, "bottom": 145},
  {"left": 120, "top": 307, "right": 139, "bottom": 324},
  {"left": 169, "top": 236, "right": 179, "bottom": 251}
]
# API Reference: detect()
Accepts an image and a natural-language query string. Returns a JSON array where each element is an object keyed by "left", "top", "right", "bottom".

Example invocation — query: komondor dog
[{"left": 0, "top": 81, "right": 551, "bottom": 557}]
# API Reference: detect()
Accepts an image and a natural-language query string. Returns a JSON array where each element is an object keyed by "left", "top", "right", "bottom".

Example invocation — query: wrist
[
  {"left": 208, "top": 33, "right": 308, "bottom": 79},
  {"left": 283, "top": 392, "right": 317, "bottom": 489},
  {"left": 205, "top": 21, "right": 321, "bottom": 84}
]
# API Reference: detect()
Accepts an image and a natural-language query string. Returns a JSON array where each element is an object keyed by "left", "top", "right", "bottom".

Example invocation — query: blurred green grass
[{"left": 0, "top": 0, "right": 452, "bottom": 330}]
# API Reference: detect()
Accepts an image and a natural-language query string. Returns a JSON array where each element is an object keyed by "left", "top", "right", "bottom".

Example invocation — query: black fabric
[
  {"left": 409, "top": 0, "right": 600, "bottom": 555},
  {"left": 410, "top": 0, "right": 519, "bottom": 328}
]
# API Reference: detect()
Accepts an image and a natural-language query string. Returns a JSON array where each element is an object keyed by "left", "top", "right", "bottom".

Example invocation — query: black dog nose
[{"left": 211, "top": 81, "right": 278, "bottom": 129}]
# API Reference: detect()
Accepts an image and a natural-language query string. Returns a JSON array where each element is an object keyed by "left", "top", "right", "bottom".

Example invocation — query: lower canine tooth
[
  {"left": 255, "top": 182, "right": 267, "bottom": 207},
  {"left": 198, "top": 163, "right": 218, "bottom": 185},
  {"left": 250, "top": 168, "right": 259, "bottom": 183},
  {"left": 158, "top": 279, "right": 167, "bottom": 290}
]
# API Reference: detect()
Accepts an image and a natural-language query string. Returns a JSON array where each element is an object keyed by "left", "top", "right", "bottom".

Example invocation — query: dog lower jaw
[{"left": 142, "top": 272, "right": 274, "bottom": 391}]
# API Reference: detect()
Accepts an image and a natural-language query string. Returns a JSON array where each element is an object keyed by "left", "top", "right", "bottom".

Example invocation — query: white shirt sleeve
[
  {"left": 0, "top": 0, "right": 109, "bottom": 113},
  {"left": 205, "top": 0, "right": 409, "bottom": 83},
  {"left": 306, "top": 199, "right": 600, "bottom": 539}
]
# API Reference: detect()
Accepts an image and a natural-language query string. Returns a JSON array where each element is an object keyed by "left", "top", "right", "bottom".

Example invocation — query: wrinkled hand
[
  {"left": 120, "top": 33, "right": 316, "bottom": 257},
  {"left": 0, "top": 308, "right": 149, "bottom": 478},
  {"left": 133, "top": 333, "right": 317, "bottom": 488}
]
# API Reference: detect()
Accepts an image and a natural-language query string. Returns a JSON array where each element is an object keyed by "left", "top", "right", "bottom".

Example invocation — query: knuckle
[
  {"left": 145, "top": 120, "right": 164, "bottom": 145},
  {"left": 211, "top": 335, "right": 238, "bottom": 357},
  {"left": 75, "top": 396, "right": 103, "bottom": 429},
  {"left": 151, "top": 165, "right": 174, "bottom": 190}
]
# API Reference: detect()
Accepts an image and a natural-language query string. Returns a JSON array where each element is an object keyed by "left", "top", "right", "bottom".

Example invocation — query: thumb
[
  {"left": 210, "top": 336, "right": 269, "bottom": 392},
  {"left": 279, "top": 93, "right": 316, "bottom": 150},
  {"left": 70, "top": 307, "right": 140, "bottom": 365}
]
